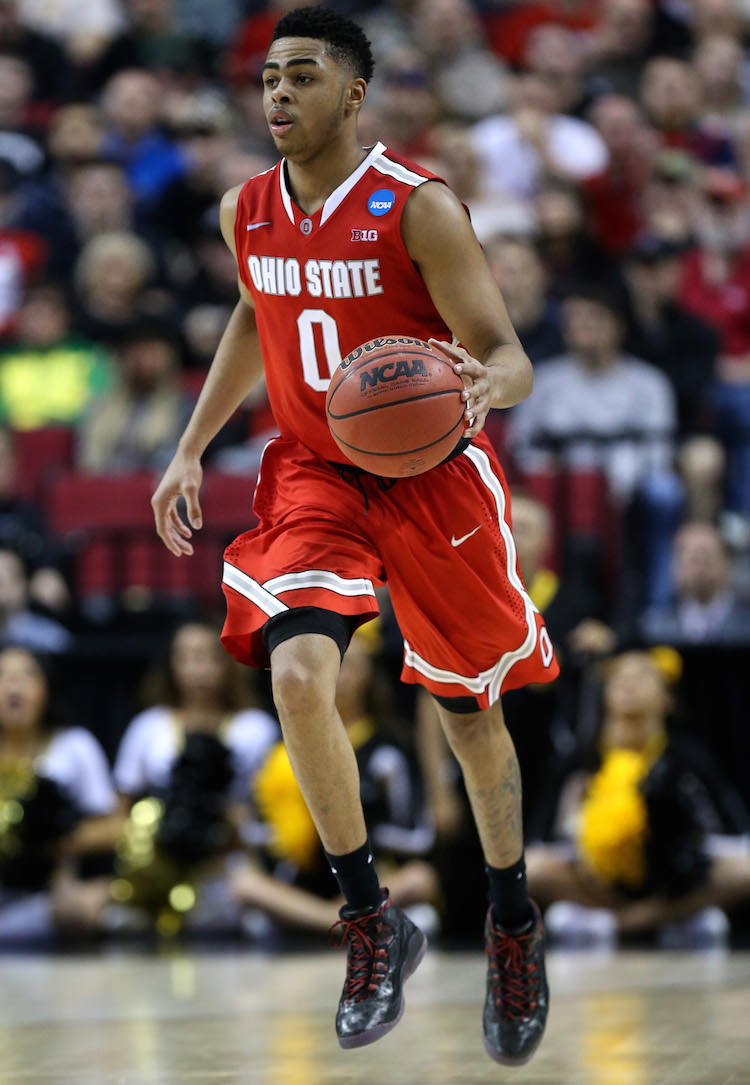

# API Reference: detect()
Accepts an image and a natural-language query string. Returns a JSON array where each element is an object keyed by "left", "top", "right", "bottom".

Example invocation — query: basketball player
[{"left": 152, "top": 6, "right": 558, "bottom": 1065}]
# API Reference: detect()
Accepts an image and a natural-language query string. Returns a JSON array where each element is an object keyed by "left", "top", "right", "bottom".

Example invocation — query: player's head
[{"left": 265, "top": 6, "right": 374, "bottom": 159}]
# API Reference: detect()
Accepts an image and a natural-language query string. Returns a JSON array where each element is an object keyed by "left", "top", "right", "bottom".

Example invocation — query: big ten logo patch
[{"left": 351, "top": 228, "right": 378, "bottom": 241}]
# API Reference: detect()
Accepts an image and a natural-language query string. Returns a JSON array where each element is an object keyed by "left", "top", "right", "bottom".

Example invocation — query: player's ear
[{"left": 345, "top": 77, "right": 367, "bottom": 114}]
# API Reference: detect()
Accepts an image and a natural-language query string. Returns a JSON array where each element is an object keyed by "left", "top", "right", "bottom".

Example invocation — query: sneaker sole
[
  {"left": 483, "top": 1033, "right": 540, "bottom": 1067},
  {"left": 338, "top": 929, "right": 428, "bottom": 1049}
]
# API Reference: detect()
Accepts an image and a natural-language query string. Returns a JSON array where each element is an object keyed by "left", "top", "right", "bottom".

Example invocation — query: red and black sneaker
[
  {"left": 482, "top": 900, "right": 549, "bottom": 1066},
  {"left": 330, "top": 890, "right": 427, "bottom": 1049}
]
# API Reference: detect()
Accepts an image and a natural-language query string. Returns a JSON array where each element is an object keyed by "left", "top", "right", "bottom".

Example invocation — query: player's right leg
[{"left": 268, "top": 623, "right": 427, "bottom": 1048}]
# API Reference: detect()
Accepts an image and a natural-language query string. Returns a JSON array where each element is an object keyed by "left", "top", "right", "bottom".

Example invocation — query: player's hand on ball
[
  {"left": 428, "top": 339, "right": 491, "bottom": 439},
  {"left": 151, "top": 450, "right": 203, "bottom": 557}
]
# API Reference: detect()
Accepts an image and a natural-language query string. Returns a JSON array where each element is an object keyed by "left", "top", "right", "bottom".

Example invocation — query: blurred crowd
[{"left": 1, "top": 0, "right": 750, "bottom": 947}]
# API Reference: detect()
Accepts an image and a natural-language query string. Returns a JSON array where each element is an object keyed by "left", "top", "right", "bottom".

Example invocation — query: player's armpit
[
  {"left": 219, "top": 184, "right": 245, "bottom": 258},
  {"left": 401, "top": 182, "right": 533, "bottom": 411}
]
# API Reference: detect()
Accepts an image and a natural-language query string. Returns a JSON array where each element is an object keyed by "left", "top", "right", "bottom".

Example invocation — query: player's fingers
[
  {"left": 168, "top": 504, "right": 192, "bottom": 539},
  {"left": 428, "top": 338, "right": 472, "bottom": 371},
  {"left": 183, "top": 484, "right": 203, "bottom": 531},
  {"left": 153, "top": 495, "right": 191, "bottom": 556}
]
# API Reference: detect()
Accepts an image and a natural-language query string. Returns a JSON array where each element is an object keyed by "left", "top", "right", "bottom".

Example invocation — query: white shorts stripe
[
  {"left": 402, "top": 447, "right": 538, "bottom": 706},
  {"left": 463, "top": 445, "right": 538, "bottom": 702},
  {"left": 264, "top": 570, "right": 376, "bottom": 598},
  {"left": 403, "top": 640, "right": 501, "bottom": 697},
  {"left": 222, "top": 562, "right": 288, "bottom": 617}
]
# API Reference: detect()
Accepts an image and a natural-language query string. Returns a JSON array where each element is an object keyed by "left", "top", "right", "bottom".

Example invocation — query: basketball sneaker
[
  {"left": 331, "top": 889, "right": 428, "bottom": 1048},
  {"left": 482, "top": 900, "right": 548, "bottom": 1066}
]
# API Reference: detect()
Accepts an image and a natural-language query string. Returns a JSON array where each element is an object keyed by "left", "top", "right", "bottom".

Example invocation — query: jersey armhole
[
  {"left": 396, "top": 177, "right": 471, "bottom": 269},
  {"left": 233, "top": 179, "right": 255, "bottom": 292}
]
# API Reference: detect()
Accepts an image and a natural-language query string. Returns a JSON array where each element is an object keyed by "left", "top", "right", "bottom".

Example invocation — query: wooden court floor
[{"left": 0, "top": 948, "right": 748, "bottom": 1084}]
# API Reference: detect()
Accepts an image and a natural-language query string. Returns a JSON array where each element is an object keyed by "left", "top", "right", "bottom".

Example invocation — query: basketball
[{"left": 325, "top": 336, "right": 466, "bottom": 476}]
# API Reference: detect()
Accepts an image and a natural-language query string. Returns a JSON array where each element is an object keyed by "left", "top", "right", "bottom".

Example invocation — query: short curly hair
[{"left": 271, "top": 6, "right": 375, "bottom": 83}]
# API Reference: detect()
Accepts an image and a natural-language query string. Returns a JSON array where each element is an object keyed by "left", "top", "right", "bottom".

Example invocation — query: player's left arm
[{"left": 401, "top": 181, "right": 534, "bottom": 438}]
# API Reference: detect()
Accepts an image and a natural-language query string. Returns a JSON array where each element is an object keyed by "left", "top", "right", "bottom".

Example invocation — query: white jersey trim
[
  {"left": 320, "top": 141, "right": 386, "bottom": 225},
  {"left": 278, "top": 162, "right": 295, "bottom": 225},
  {"left": 265, "top": 569, "right": 376, "bottom": 598},
  {"left": 372, "top": 155, "right": 429, "bottom": 189},
  {"left": 279, "top": 142, "right": 387, "bottom": 227},
  {"left": 223, "top": 562, "right": 288, "bottom": 617},
  {"left": 402, "top": 446, "right": 538, "bottom": 706}
]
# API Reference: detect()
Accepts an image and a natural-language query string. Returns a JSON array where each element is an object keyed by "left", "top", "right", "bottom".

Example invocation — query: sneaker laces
[
  {"left": 486, "top": 922, "right": 539, "bottom": 1020},
  {"left": 330, "top": 908, "right": 391, "bottom": 1001}
]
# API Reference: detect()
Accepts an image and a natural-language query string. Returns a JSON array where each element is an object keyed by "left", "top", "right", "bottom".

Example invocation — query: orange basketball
[{"left": 325, "top": 336, "right": 466, "bottom": 477}]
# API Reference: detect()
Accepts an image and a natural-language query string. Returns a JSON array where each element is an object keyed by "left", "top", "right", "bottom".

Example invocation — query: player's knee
[
  {"left": 439, "top": 705, "right": 506, "bottom": 759},
  {"left": 272, "top": 658, "right": 334, "bottom": 722}
]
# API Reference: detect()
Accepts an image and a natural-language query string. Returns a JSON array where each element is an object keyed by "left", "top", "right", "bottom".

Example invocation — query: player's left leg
[{"left": 435, "top": 697, "right": 549, "bottom": 1067}]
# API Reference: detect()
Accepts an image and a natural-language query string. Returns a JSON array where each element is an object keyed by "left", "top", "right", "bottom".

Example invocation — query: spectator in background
[
  {"left": 508, "top": 281, "right": 676, "bottom": 504},
  {"left": 679, "top": 168, "right": 750, "bottom": 513},
  {"left": 471, "top": 72, "right": 608, "bottom": 202},
  {"left": 0, "top": 0, "right": 70, "bottom": 104},
  {"left": 77, "top": 316, "right": 190, "bottom": 474},
  {"left": 16, "top": 0, "right": 123, "bottom": 70},
  {"left": 0, "top": 646, "right": 120, "bottom": 941},
  {"left": 527, "top": 651, "right": 750, "bottom": 946},
  {"left": 0, "top": 283, "right": 112, "bottom": 430},
  {"left": 54, "top": 621, "right": 278, "bottom": 936},
  {"left": 22, "top": 104, "right": 107, "bottom": 274},
  {"left": 693, "top": 34, "right": 748, "bottom": 139},
  {"left": 625, "top": 234, "right": 719, "bottom": 438},
  {"left": 0, "top": 427, "right": 69, "bottom": 613},
  {"left": 0, "top": 550, "right": 71, "bottom": 653},
  {"left": 429, "top": 123, "right": 538, "bottom": 244},
  {"left": 0, "top": 161, "right": 47, "bottom": 336},
  {"left": 642, "top": 149, "right": 699, "bottom": 248},
  {"left": 534, "top": 180, "right": 618, "bottom": 298},
  {"left": 157, "top": 91, "right": 236, "bottom": 249},
  {"left": 640, "top": 522, "right": 750, "bottom": 647},
  {"left": 81, "top": 0, "right": 209, "bottom": 94},
  {"left": 370, "top": 50, "right": 438, "bottom": 160},
  {"left": 485, "top": 235, "right": 564, "bottom": 365},
  {"left": 410, "top": 0, "right": 508, "bottom": 123},
  {"left": 584, "top": 0, "right": 655, "bottom": 100},
  {"left": 639, "top": 56, "right": 736, "bottom": 168},
  {"left": 100, "top": 68, "right": 185, "bottom": 207},
  {"left": 66, "top": 159, "right": 143, "bottom": 253},
  {"left": 73, "top": 230, "right": 161, "bottom": 345},
  {"left": 0, "top": 53, "right": 44, "bottom": 175},
  {"left": 523, "top": 25, "right": 588, "bottom": 118},
  {"left": 691, "top": 0, "right": 747, "bottom": 43},
  {"left": 583, "top": 95, "right": 657, "bottom": 256}
]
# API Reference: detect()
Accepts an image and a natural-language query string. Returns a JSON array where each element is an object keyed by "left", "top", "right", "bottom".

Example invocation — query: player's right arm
[{"left": 152, "top": 185, "right": 265, "bottom": 557}]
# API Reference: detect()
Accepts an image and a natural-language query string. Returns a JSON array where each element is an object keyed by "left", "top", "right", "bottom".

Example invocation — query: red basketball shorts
[{"left": 220, "top": 433, "right": 559, "bottom": 708}]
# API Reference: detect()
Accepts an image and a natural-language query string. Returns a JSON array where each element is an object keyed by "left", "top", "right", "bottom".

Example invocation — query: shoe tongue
[{"left": 339, "top": 891, "right": 387, "bottom": 921}]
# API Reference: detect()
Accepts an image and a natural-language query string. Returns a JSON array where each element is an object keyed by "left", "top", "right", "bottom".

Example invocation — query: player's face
[{"left": 262, "top": 37, "right": 352, "bottom": 161}]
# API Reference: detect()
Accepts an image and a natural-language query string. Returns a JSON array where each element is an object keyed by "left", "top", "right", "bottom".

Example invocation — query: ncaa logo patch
[{"left": 368, "top": 189, "right": 395, "bottom": 216}]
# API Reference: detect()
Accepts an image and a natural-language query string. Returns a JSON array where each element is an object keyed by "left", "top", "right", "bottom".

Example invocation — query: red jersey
[{"left": 234, "top": 141, "right": 454, "bottom": 462}]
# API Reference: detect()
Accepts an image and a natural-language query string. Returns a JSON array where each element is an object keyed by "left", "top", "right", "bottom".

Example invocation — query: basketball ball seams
[
  {"left": 331, "top": 409, "right": 465, "bottom": 457},
  {"left": 326, "top": 336, "right": 465, "bottom": 475},
  {"left": 327, "top": 386, "right": 461, "bottom": 421}
]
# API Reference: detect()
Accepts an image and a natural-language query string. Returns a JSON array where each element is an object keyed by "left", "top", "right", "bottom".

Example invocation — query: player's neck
[{"left": 285, "top": 131, "right": 370, "bottom": 216}]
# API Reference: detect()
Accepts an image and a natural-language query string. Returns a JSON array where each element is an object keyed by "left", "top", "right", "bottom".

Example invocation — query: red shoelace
[
  {"left": 330, "top": 911, "right": 391, "bottom": 1001},
  {"left": 486, "top": 925, "right": 539, "bottom": 1019}
]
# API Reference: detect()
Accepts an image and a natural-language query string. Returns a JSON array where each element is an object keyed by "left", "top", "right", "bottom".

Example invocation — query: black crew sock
[
  {"left": 486, "top": 855, "right": 534, "bottom": 932},
  {"left": 325, "top": 839, "right": 382, "bottom": 914}
]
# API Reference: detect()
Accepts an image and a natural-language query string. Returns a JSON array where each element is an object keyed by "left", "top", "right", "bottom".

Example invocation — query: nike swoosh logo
[
  {"left": 246, "top": 221, "right": 272, "bottom": 231},
  {"left": 451, "top": 526, "right": 481, "bottom": 547}
]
